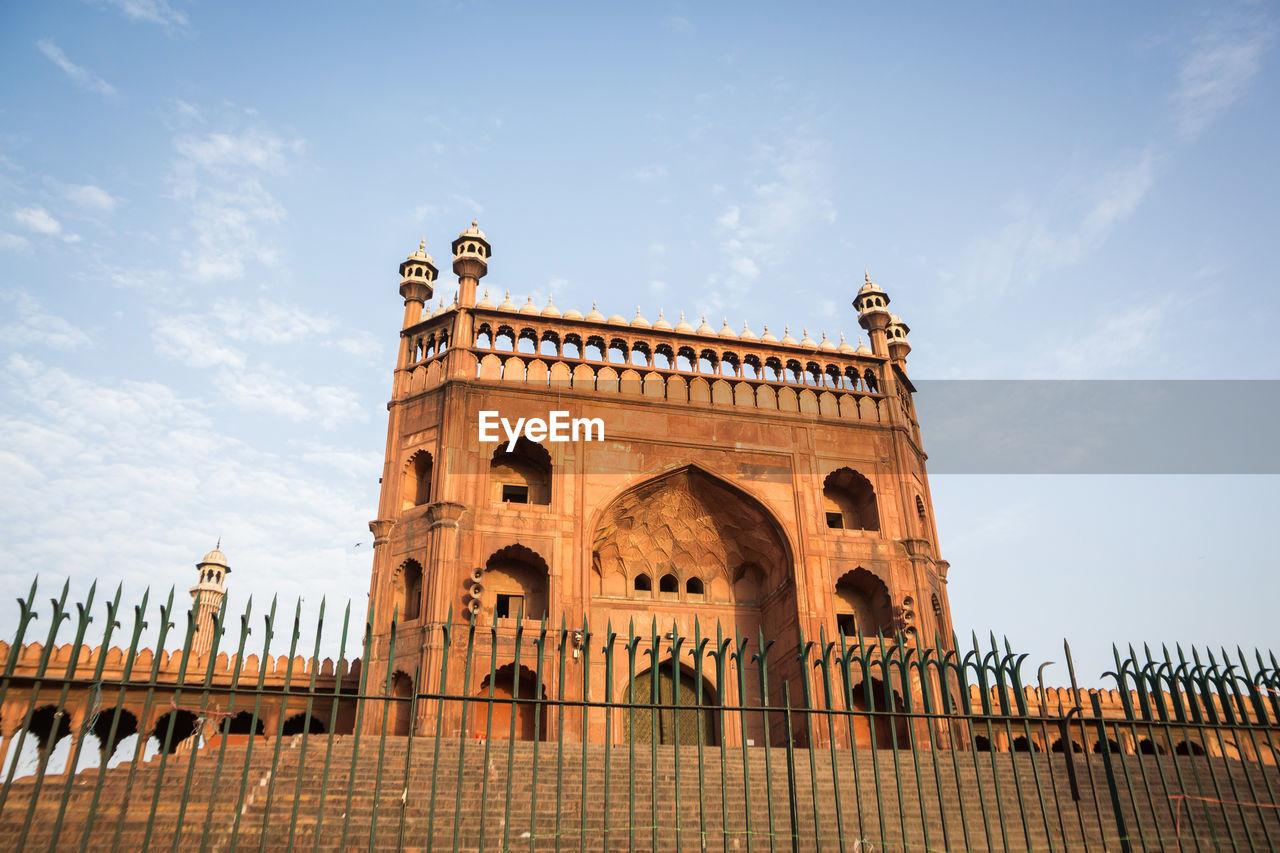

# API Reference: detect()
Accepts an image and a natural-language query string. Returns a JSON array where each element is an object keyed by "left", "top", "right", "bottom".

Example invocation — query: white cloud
[
  {"left": 663, "top": 15, "right": 694, "bottom": 34},
  {"left": 1050, "top": 299, "right": 1173, "bottom": 377},
  {"left": 1173, "top": 16, "right": 1272, "bottom": 140},
  {"left": 0, "top": 232, "right": 30, "bottom": 251},
  {"left": 175, "top": 130, "right": 303, "bottom": 172},
  {"left": 949, "top": 149, "right": 1157, "bottom": 297},
  {"left": 335, "top": 332, "right": 382, "bottom": 362},
  {"left": 210, "top": 298, "right": 332, "bottom": 344},
  {"left": 36, "top": 39, "right": 117, "bottom": 98},
  {"left": 13, "top": 205, "right": 62, "bottom": 235},
  {"left": 0, "top": 293, "right": 92, "bottom": 351},
  {"left": 152, "top": 314, "right": 246, "bottom": 369},
  {"left": 168, "top": 126, "right": 304, "bottom": 283},
  {"left": 450, "top": 193, "right": 485, "bottom": 214},
  {"left": 711, "top": 135, "right": 837, "bottom": 291},
  {"left": 91, "top": 0, "right": 188, "bottom": 31},
  {"left": 627, "top": 164, "right": 668, "bottom": 181},
  {"left": 63, "top": 183, "right": 118, "bottom": 213},
  {"left": 213, "top": 366, "right": 366, "bottom": 429},
  {"left": 0, "top": 355, "right": 374, "bottom": 636}
]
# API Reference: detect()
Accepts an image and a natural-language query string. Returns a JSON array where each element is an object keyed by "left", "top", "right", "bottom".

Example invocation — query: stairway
[{"left": 3, "top": 735, "right": 1279, "bottom": 850}]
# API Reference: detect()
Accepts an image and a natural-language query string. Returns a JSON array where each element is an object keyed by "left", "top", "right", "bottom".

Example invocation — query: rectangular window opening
[
  {"left": 496, "top": 593, "right": 524, "bottom": 620},
  {"left": 502, "top": 484, "right": 529, "bottom": 504},
  {"left": 826, "top": 511, "right": 844, "bottom": 529},
  {"left": 837, "top": 614, "right": 857, "bottom": 636}
]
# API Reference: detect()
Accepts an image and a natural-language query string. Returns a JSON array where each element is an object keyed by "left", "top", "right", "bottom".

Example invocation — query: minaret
[
  {"left": 190, "top": 543, "right": 230, "bottom": 658},
  {"left": 854, "top": 270, "right": 892, "bottom": 358},
  {"left": 886, "top": 313, "right": 912, "bottom": 367},
  {"left": 451, "top": 221, "right": 490, "bottom": 307},
  {"left": 399, "top": 238, "right": 438, "bottom": 331}
]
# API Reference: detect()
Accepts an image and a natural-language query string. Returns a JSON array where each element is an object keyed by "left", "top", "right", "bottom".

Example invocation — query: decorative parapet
[
  {"left": 0, "top": 639, "right": 361, "bottom": 690},
  {"left": 396, "top": 304, "right": 918, "bottom": 430}
]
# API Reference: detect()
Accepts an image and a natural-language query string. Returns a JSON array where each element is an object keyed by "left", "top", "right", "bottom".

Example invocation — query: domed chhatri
[
  {"left": 451, "top": 221, "right": 490, "bottom": 305},
  {"left": 854, "top": 269, "right": 893, "bottom": 357}
]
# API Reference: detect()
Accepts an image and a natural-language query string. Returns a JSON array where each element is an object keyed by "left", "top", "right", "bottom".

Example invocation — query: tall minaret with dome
[{"left": 190, "top": 544, "right": 229, "bottom": 658}]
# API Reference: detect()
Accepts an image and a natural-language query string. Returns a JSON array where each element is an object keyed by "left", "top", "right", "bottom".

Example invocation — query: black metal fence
[{"left": 2, "top": 579, "right": 1279, "bottom": 850}]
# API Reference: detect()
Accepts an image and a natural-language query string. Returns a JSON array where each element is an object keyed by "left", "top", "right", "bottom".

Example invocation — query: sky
[{"left": 0, "top": 1, "right": 1276, "bottom": 684}]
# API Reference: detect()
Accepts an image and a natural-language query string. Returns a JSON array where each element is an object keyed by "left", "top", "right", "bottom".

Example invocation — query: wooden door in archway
[{"left": 625, "top": 667, "right": 718, "bottom": 746}]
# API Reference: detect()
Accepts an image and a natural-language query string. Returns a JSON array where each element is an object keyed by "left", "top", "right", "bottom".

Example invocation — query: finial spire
[
  {"left": 215, "top": 536, "right": 221, "bottom": 550},
  {"left": 865, "top": 268, "right": 871, "bottom": 284},
  {"left": 419, "top": 237, "right": 426, "bottom": 251}
]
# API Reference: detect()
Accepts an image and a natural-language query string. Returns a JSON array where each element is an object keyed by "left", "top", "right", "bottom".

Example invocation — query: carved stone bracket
[
  {"left": 369, "top": 519, "right": 395, "bottom": 547},
  {"left": 425, "top": 501, "right": 468, "bottom": 531}
]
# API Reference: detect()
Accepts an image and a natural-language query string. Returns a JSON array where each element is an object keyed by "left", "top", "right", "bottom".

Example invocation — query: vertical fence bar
[
  {"left": 17, "top": 582, "right": 96, "bottom": 850},
  {"left": 475, "top": 614, "right": 499, "bottom": 853},
  {"left": 626, "top": 622, "right": 639, "bottom": 853},
  {"left": 712, "top": 625, "right": 731, "bottom": 852},
  {"left": 2, "top": 580, "right": 72, "bottom": 816},
  {"left": 287, "top": 598, "right": 329, "bottom": 851},
  {"left": 526, "top": 616, "right": 548, "bottom": 852},
  {"left": 691, "top": 619, "right": 709, "bottom": 851},
  {"left": 648, "top": 619, "right": 659, "bottom": 851},
  {"left": 501, "top": 616, "right": 525, "bottom": 853},
  {"left": 602, "top": 621, "right": 616, "bottom": 853},
  {"left": 578, "top": 618, "right": 591, "bottom": 852},
  {"left": 1091, "top": 692, "right": 1133, "bottom": 851},
  {"left": 198, "top": 598, "right": 256, "bottom": 851},
  {"left": 426, "top": 613, "right": 453, "bottom": 853},
  {"left": 312, "top": 601, "right": 353, "bottom": 853},
  {"left": 793, "top": 633, "right": 821, "bottom": 848},
  {"left": 815, "top": 629, "right": 846, "bottom": 852},
  {"left": 336, "top": 596, "right": 377, "bottom": 853},
  {"left": 226, "top": 595, "right": 278, "bottom": 852},
  {"left": 256, "top": 599, "right": 305, "bottom": 853},
  {"left": 143, "top": 588, "right": 203, "bottom": 852},
  {"left": 112, "top": 586, "right": 177, "bottom": 852},
  {"left": 170, "top": 592, "right": 231, "bottom": 851},
  {"left": 836, "top": 631, "right": 867, "bottom": 845},
  {"left": 76, "top": 587, "right": 151, "bottom": 851},
  {"left": 449, "top": 613, "right": 478, "bottom": 853},
  {"left": 367, "top": 605, "right": 402, "bottom": 853},
  {"left": 49, "top": 584, "right": 120, "bottom": 845},
  {"left": 781, "top": 681, "right": 799, "bottom": 852},
  {"left": 49, "top": 584, "right": 122, "bottom": 849},
  {"left": 733, "top": 629, "right": 754, "bottom": 853},
  {"left": 754, "top": 628, "right": 777, "bottom": 853},
  {"left": 554, "top": 618, "right": 568, "bottom": 853},
  {"left": 671, "top": 620, "right": 684, "bottom": 851}
]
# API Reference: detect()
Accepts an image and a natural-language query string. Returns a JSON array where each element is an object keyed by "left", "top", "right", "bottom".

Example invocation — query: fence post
[{"left": 1090, "top": 692, "right": 1132, "bottom": 852}]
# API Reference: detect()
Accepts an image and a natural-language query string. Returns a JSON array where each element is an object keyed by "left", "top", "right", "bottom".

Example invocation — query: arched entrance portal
[
  {"left": 850, "top": 678, "right": 910, "bottom": 750},
  {"left": 468, "top": 664, "right": 547, "bottom": 741},
  {"left": 624, "top": 665, "right": 719, "bottom": 747}
]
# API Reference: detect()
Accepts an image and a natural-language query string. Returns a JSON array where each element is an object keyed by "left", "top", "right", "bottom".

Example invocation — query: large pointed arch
[{"left": 590, "top": 463, "right": 796, "bottom": 602}]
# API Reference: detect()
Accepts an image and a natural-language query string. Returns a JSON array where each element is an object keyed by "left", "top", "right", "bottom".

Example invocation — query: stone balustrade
[{"left": 399, "top": 305, "right": 902, "bottom": 423}]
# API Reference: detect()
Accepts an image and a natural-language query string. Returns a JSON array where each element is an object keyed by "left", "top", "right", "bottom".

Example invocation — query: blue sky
[{"left": 1, "top": 1, "right": 1276, "bottom": 681}]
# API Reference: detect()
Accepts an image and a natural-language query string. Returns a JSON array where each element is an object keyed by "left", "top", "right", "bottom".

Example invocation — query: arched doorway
[
  {"left": 469, "top": 664, "right": 546, "bottom": 741},
  {"left": 389, "top": 670, "right": 414, "bottom": 736},
  {"left": 849, "top": 678, "right": 910, "bottom": 750},
  {"left": 624, "top": 665, "right": 719, "bottom": 747}
]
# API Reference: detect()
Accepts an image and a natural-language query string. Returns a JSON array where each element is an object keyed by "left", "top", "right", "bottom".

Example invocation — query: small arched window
[
  {"left": 490, "top": 438, "right": 552, "bottom": 506},
  {"left": 394, "top": 559, "right": 423, "bottom": 622},
  {"left": 659, "top": 573, "right": 678, "bottom": 594},
  {"left": 685, "top": 577, "right": 704, "bottom": 596},
  {"left": 403, "top": 450, "right": 433, "bottom": 511},
  {"left": 823, "top": 468, "right": 880, "bottom": 532},
  {"left": 634, "top": 574, "right": 652, "bottom": 592}
]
